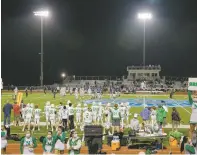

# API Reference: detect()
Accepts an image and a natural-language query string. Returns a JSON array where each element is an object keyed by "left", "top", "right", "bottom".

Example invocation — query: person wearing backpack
[
  {"left": 42, "top": 131, "right": 55, "bottom": 154},
  {"left": 171, "top": 107, "right": 181, "bottom": 131},
  {"left": 20, "top": 130, "right": 37, "bottom": 154},
  {"left": 67, "top": 131, "right": 81, "bottom": 155}
]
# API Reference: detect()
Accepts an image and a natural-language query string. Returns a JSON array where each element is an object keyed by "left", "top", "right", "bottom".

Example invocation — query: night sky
[{"left": 2, "top": 0, "right": 197, "bottom": 85}]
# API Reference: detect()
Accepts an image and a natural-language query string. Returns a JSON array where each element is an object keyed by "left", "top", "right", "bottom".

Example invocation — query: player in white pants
[
  {"left": 80, "top": 88, "right": 85, "bottom": 99},
  {"left": 33, "top": 105, "right": 41, "bottom": 131},
  {"left": 69, "top": 87, "right": 73, "bottom": 95},
  {"left": 125, "top": 102, "right": 130, "bottom": 127},
  {"left": 88, "top": 87, "right": 92, "bottom": 96},
  {"left": 75, "top": 104, "right": 82, "bottom": 128},
  {"left": 57, "top": 103, "right": 63, "bottom": 123},
  {"left": 75, "top": 88, "right": 79, "bottom": 100},
  {"left": 103, "top": 103, "right": 112, "bottom": 138},
  {"left": 44, "top": 101, "right": 51, "bottom": 130},
  {"left": 22, "top": 104, "right": 33, "bottom": 131},
  {"left": 104, "top": 103, "right": 111, "bottom": 123},
  {"left": 49, "top": 104, "right": 56, "bottom": 131},
  {"left": 82, "top": 108, "right": 93, "bottom": 141},
  {"left": 97, "top": 102, "right": 103, "bottom": 125},
  {"left": 119, "top": 103, "right": 126, "bottom": 128},
  {"left": 83, "top": 104, "right": 88, "bottom": 113},
  {"left": 21, "top": 104, "right": 27, "bottom": 126},
  {"left": 92, "top": 102, "right": 98, "bottom": 124}
]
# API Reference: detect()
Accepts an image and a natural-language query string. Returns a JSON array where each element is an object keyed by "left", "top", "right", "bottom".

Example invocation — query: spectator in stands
[
  {"left": 13, "top": 102, "right": 21, "bottom": 126},
  {"left": 171, "top": 107, "right": 181, "bottom": 131},
  {"left": 3, "top": 101, "right": 13, "bottom": 126}
]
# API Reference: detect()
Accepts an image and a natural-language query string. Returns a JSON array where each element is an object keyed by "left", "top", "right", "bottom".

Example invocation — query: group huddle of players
[{"left": 20, "top": 100, "right": 131, "bottom": 134}]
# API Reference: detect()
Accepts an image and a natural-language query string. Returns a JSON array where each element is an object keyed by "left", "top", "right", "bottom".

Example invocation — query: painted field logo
[{"left": 189, "top": 82, "right": 197, "bottom": 86}]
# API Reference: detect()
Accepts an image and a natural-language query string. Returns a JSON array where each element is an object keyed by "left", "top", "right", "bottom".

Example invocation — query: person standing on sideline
[
  {"left": 30, "top": 86, "right": 33, "bottom": 94},
  {"left": 68, "top": 103, "right": 75, "bottom": 130},
  {"left": 14, "top": 87, "right": 18, "bottom": 100},
  {"left": 67, "top": 131, "right": 82, "bottom": 155},
  {"left": 130, "top": 113, "right": 140, "bottom": 132},
  {"left": 156, "top": 105, "right": 165, "bottom": 129},
  {"left": 111, "top": 103, "right": 121, "bottom": 134},
  {"left": 61, "top": 106, "right": 69, "bottom": 130},
  {"left": 140, "top": 107, "right": 151, "bottom": 125},
  {"left": 44, "top": 85, "right": 47, "bottom": 94},
  {"left": 171, "top": 107, "right": 181, "bottom": 131},
  {"left": 53, "top": 88, "right": 57, "bottom": 99},
  {"left": 3, "top": 101, "right": 13, "bottom": 126},
  {"left": 25, "top": 87, "right": 28, "bottom": 97},
  {"left": 13, "top": 102, "right": 20, "bottom": 126}
]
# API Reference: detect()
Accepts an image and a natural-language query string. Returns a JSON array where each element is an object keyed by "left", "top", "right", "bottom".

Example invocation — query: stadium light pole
[
  {"left": 33, "top": 10, "right": 49, "bottom": 86},
  {"left": 138, "top": 13, "right": 152, "bottom": 67}
]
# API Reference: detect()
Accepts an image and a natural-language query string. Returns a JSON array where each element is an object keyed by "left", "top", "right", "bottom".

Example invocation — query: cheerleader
[
  {"left": 20, "top": 130, "right": 37, "bottom": 154},
  {"left": 67, "top": 131, "right": 81, "bottom": 155},
  {"left": 54, "top": 126, "right": 66, "bottom": 154},
  {"left": 1, "top": 125, "right": 7, "bottom": 154},
  {"left": 42, "top": 131, "right": 55, "bottom": 155}
]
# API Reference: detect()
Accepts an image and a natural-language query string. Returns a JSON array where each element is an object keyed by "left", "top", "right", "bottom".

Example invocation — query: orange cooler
[{"left": 111, "top": 140, "right": 120, "bottom": 151}]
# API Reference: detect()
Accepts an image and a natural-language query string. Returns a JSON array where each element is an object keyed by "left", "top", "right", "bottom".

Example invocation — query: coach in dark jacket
[
  {"left": 171, "top": 107, "right": 181, "bottom": 131},
  {"left": 3, "top": 101, "right": 13, "bottom": 125}
]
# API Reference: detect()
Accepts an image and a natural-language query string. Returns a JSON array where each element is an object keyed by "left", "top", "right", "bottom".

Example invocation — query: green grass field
[{"left": 1, "top": 92, "right": 191, "bottom": 144}]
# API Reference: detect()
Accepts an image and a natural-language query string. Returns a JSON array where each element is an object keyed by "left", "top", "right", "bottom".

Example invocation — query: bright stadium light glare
[
  {"left": 138, "top": 13, "right": 152, "bottom": 20},
  {"left": 33, "top": 10, "right": 49, "bottom": 17},
  {"left": 61, "top": 73, "right": 66, "bottom": 78}
]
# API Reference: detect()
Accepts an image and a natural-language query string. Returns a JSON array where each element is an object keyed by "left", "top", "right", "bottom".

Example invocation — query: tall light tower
[
  {"left": 33, "top": 10, "right": 49, "bottom": 86},
  {"left": 138, "top": 13, "right": 152, "bottom": 67}
]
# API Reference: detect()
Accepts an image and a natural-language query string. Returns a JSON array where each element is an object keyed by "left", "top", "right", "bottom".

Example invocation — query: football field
[{"left": 1, "top": 92, "right": 191, "bottom": 143}]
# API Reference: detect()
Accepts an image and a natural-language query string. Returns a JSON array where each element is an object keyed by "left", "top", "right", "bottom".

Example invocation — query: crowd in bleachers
[{"left": 4, "top": 76, "right": 188, "bottom": 94}]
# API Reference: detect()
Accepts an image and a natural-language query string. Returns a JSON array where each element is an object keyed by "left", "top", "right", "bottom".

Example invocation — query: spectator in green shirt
[{"left": 156, "top": 105, "right": 165, "bottom": 129}]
